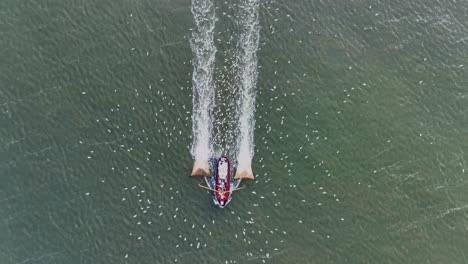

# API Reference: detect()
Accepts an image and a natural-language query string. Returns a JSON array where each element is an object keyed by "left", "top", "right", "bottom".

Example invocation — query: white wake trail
[
  {"left": 190, "top": 0, "right": 217, "bottom": 163},
  {"left": 235, "top": 0, "right": 261, "bottom": 178}
]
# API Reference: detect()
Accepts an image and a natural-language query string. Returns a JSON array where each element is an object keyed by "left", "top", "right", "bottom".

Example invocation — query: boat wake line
[{"left": 190, "top": 0, "right": 261, "bottom": 180}]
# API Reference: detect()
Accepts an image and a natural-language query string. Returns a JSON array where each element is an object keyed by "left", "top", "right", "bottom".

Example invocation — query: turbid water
[{"left": 2, "top": 0, "right": 468, "bottom": 263}]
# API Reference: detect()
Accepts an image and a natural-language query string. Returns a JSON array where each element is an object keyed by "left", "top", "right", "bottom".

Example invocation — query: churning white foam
[
  {"left": 190, "top": 0, "right": 217, "bottom": 161},
  {"left": 235, "top": 0, "right": 261, "bottom": 167},
  {"left": 191, "top": 0, "right": 260, "bottom": 166}
]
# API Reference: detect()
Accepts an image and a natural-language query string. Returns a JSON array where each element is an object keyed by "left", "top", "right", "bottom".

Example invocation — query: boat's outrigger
[{"left": 192, "top": 156, "right": 252, "bottom": 208}]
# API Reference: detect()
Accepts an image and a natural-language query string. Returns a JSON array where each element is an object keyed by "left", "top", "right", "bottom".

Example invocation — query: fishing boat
[
  {"left": 213, "top": 157, "right": 231, "bottom": 208},
  {"left": 192, "top": 156, "right": 250, "bottom": 208}
]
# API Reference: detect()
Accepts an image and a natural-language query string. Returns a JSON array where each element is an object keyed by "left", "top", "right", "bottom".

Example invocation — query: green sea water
[{"left": 2, "top": 0, "right": 468, "bottom": 263}]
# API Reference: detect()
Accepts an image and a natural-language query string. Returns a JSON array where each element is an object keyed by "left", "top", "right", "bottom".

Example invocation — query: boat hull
[{"left": 214, "top": 157, "right": 230, "bottom": 208}]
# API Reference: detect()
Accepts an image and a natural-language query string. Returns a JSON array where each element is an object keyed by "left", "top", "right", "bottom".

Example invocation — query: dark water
[{"left": 2, "top": 0, "right": 468, "bottom": 263}]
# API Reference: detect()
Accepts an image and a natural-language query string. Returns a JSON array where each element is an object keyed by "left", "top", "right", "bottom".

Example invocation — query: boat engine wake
[
  {"left": 190, "top": 0, "right": 260, "bottom": 181},
  {"left": 234, "top": 0, "right": 260, "bottom": 180},
  {"left": 190, "top": 0, "right": 217, "bottom": 176}
]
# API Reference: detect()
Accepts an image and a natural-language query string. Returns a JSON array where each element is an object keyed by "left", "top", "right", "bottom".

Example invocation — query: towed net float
[
  {"left": 234, "top": 160, "right": 254, "bottom": 180},
  {"left": 191, "top": 158, "right": 254, "bottom": 179},
  {"left": 191, "top": 159, "right": 210, "bottom": 177}
]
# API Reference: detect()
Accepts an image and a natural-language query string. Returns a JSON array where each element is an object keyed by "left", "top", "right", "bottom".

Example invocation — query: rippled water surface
[{"left": 2, "top": 0, "right": 468, "bottom": 263}]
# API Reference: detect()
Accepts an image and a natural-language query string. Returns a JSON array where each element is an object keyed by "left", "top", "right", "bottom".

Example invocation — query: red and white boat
[
  {"left": 192, "top": 156, "right": 252, "bottom": 208},
  {"left": 214, "top": 157, "right": 231, "bottom": 208}
]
